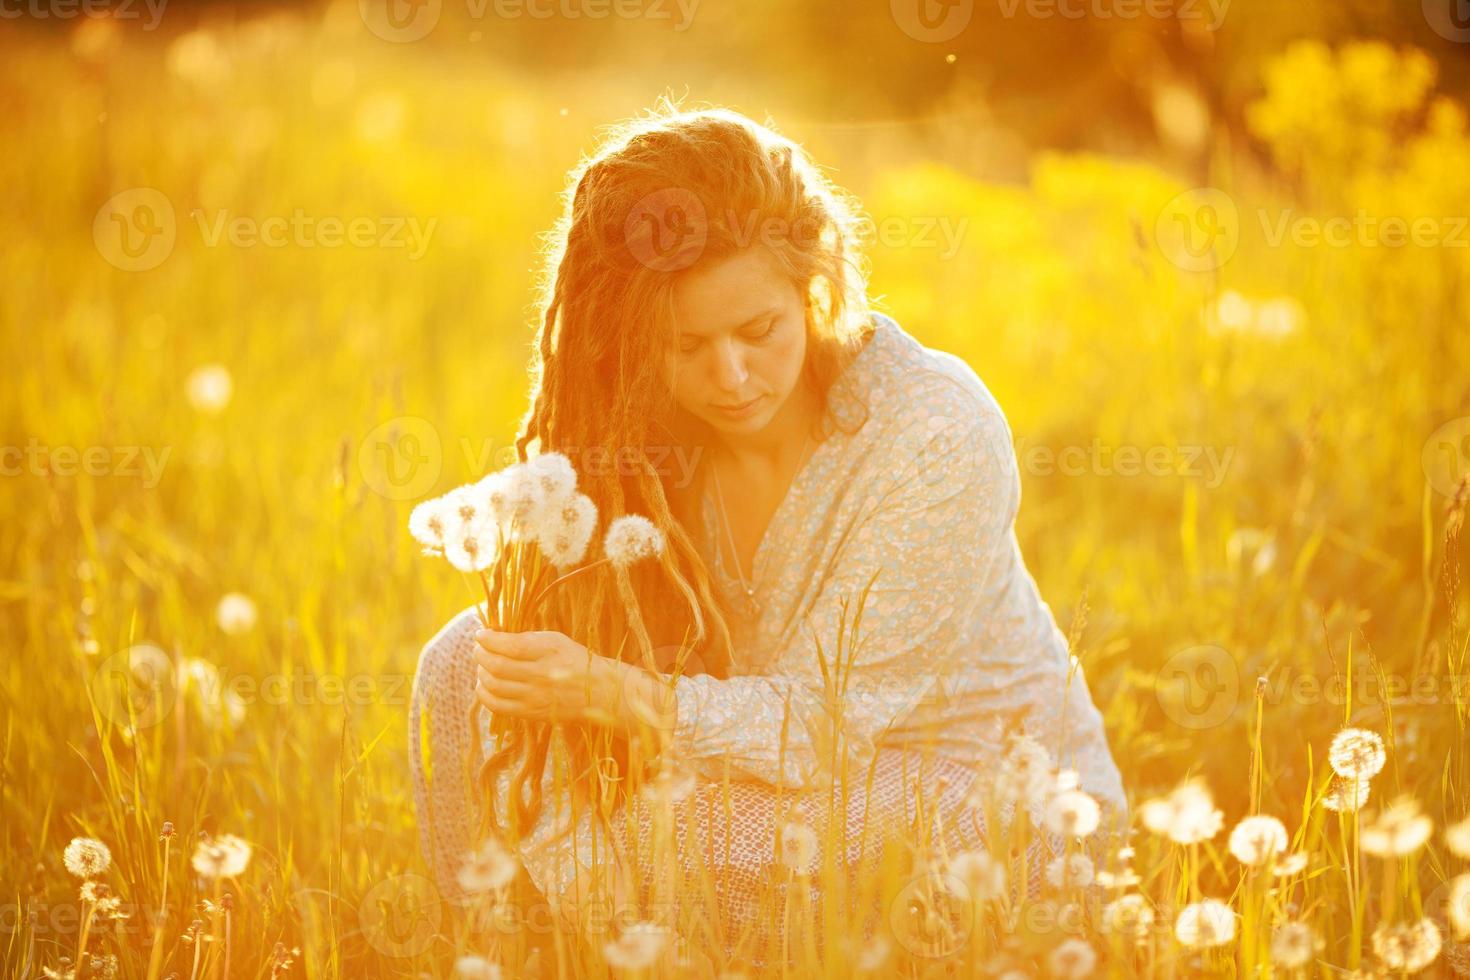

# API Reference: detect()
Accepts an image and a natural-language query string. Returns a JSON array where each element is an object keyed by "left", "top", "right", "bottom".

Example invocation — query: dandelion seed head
[
  {"left": 408, "top": 497, "right": 450, "bottom": 552},
  {"left": 1446, "top": 815, "right": 1470, "bottom": 860},
  {"left": 452, "top": 955, "right": 501, "bottom": 980},
  {"left": 1446, "top": 940, "right": 1470, "bottom": 977},
  {"left": 1174, "top": 898, "right": 1236, "bottom": 949},
  {"left": 502, "top": 464, "right": 549, "bottom": 539},
  {"left": 1329, "top": 727, "right": 1386, "bottom": 780},
  {"left": 1141, "top": 777, "right": 1223, "bottom": 845},
  {"left": 1102, "top": 894, "right": 1155, "bottom": 939},
  {"left": 991, "top": 733, "right": 1057, "bottom": 809},
  {"left": 1372, "top": 918, "right": 1442, "bottom": 972},
  {"left": 1045, "top": 789, "right": 1101, "bottom": 839},
  {"left": 444, "top": 519, "right": 498, "bottom": 574},
  {"left": 1271, "top": 921, "right": 1321, "bottom": 969},
  {"left": 191, "top": 833, "right": 252, "bottom": 879},
  {"left": 536, "top": 492, "right": 598, "bottom": 569},
  {"left": 1446, "top": 874, "right": 1470, "bottom": 939},
  {"left": 457, "top": 838, "right": 518, "bottom": 894},
  {"left": 215, "top": 592, "right": 258, "bottom": 635},
  {"left": 604, "top": 514, "right": 665, "bottom": 569},
  {"left": 1272, "top": 851, "right": 1309, "bottom": 876},
  {"left": 941, "top": 849, "right": 1006, "bottom": 902},
  {"left": 776, "top": 819, "right": 819, "bottom": 874},
  {"left": 63, "top": 837, "right": 112, "bottom": 878},
  {"left": 1047, "top": 937, "right": 1097, "bottom": 980},
  {"left": 1322, "top": 776, "right": 1372, "bottom": 813},
  {"left": 1045, "top": 853, "right": 1096, "bottom": 890},
  {"left": 1228, "top": 814, "right": 1288, "bottom": 867},
  {"left": 1361, "top": 796, "right": 1433, "bottom": 858},
  {"left": 602, "top": 921, "right": 670, "bottom": 970},
  {"left": 527, "top": 451, "right": 578, "bottom": 503}
]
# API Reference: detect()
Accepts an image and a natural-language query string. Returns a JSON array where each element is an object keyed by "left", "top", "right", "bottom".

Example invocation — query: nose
[{"left": 710, "top": 337, "right": 749, "bottom": 394}]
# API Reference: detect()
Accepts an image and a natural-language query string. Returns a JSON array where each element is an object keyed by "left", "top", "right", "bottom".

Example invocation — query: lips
[{"left": 714, "top": 396, "right": 760, "bottom": 411}]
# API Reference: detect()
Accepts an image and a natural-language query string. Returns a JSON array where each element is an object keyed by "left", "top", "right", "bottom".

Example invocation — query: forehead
[{"left": 670, "top": 247, "right": 791, "bottom": 336}]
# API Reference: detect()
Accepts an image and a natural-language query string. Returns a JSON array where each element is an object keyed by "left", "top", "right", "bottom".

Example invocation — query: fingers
[
  {"left": 475, "top": 649, "right": 537, "bottom": 682},
  {"left": 477, "top": 665, "right": 536, "bottom": 701},
  {"left": 474, "top": 628, "right": 548, "bottom": 660}
]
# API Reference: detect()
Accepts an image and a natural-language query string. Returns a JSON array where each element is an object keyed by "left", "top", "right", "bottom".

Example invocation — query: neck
[{"left": 715, "top": 383, "right": 819, "bottom": 472}]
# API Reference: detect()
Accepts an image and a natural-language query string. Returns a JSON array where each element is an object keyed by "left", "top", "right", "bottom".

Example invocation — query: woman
[{"left": 409, "top": 102, "right": 1128, "bottom": 968}]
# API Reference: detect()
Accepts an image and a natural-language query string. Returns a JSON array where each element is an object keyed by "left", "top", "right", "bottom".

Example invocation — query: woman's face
[{"left": 666, "top": 247, "right": 808, "bottom": 438}]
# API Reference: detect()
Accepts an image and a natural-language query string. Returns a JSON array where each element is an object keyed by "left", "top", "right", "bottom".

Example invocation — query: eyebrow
[{"left": 679, "top": 306, "right": 779, "bottom": 339}]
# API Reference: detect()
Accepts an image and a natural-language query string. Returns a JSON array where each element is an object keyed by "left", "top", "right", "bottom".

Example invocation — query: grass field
[{"left": 3, "top": 8, "right": 1470, "bottom": 978}]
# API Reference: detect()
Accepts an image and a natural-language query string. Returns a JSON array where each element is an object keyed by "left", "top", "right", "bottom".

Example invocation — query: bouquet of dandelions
[{"left": 407, "top": 451, "right": 667, "bottom": 838}]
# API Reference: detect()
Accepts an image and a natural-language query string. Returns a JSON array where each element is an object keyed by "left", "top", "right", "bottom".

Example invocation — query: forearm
[{"left": 585, "top": 655, "right": 677, "bottom": 750}]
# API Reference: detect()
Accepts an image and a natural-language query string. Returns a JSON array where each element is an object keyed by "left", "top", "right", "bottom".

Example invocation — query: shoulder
[{"left": 862, "top": 312, "right": 1016, "bottom": 483}]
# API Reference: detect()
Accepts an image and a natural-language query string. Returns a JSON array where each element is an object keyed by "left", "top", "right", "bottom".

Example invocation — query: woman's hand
[
  {"left": 473, "top": 628, "right": 600, "bottom": 724},
  {"left": 472, "top": 628, "right": 679, "bottom": 743}
]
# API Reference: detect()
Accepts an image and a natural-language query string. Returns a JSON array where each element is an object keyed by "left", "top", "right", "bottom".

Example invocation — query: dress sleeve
[{"left": 665, "top": 385, "right": 1021, "bottom": 789}]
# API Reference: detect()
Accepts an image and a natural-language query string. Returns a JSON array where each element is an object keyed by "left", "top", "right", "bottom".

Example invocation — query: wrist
[{"left": 590, "top": 657, "right": 677, "bottom": 748}]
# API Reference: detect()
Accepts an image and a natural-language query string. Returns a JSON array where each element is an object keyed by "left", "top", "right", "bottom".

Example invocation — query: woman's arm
[{"left": 662, "top": 385, "right": 1021, "bottom": 789}]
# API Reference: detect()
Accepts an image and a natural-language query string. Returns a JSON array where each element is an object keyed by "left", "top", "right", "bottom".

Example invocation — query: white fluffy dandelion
[
  {"left": 408, "top": 497, "right": 451, "bottom": 554},
  {"left": 502, "top": 464, "right": 548, "bottom": 539},
  {"left": 604, "top": 514, "right": 665, "bottom": 569},
  {"left": 457, "top": 838, "right": 518, "bottom": 893},
  {"left": 1140, "top": 777, "right": 1223, "bottom": 845},
  {"left": 776, "top": 819, "right": 819, "bottom": 874},
  {"left": 1045, "top": 853, "right": 1096, "bottom": 890},
  {"left": 452, "top": 955, "right": 500, "bottom": 980},
  {"left": 1446, "top": 815, "right": 1470, "bottom": 860},
  {"left": 989, "top": 733, "right": 1057, "bottom": 810},
  {"left": 602, "top": 921, "right": 670, "bottom": 970},
  {"left": 1448, "top": 875, "right": 1470, "bottom": 939},
  {"left": 1271, "top": 921, "right": 1321, "bottom": 969},
  {"left": 526, "top": 451, "right": 578, "bottom": 503},
  {"left": 191, "top": 833, "right": 252, "bottom": 879},
  {"left": 444, "top": 518, "right": 498, "bottom": 574},
  {"left": 63, "top": 837, "right": 112, "bottom": 878},
  {"left": 1101, "top": 894, "right": 1155, "bottom": 939},
  {"left": 1329, "top": 727, "right": 1386, "bottom": 781},
  {"left": 941, "top": 849, "right": 1007, "bottom": 903},
  {"left": 535, "top": 492, "right": 599, "bottom": 569},
  {"left": 1322, "top": 776, "right": 1372, "bottom": 814},
  {"left": 1174, "top": 898, "right": 1236, "bottom": 949},
  {"left": 1361, "top": 796, "right": 1434, "bottom": 858},
  {"left": 1045, "top": 789, "right": 1101, "bottom": 839},
  {"left": 1047, "top": 937, "right": 1097, "bottom": 980},
  {"left": 1372, "top": 918, "right": 1442, "bottom": 973},
  {"left": 215, "top": 592, "right": 258, "bottom": 635},
  {"left": 1228, "top": 815, "right": 1288, "bottom": 867}
]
